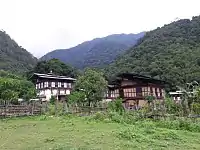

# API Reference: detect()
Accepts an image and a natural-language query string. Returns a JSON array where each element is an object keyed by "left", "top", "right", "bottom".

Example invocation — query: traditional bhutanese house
[
  {"left": 169, "top": 91, "right": 183, "bottom": 103},
  {"left": 30, "top": 72, "right": 76, "bottom": 101},
  {"left": 106, "top": 73, "right": 166, "bottom": 109}
]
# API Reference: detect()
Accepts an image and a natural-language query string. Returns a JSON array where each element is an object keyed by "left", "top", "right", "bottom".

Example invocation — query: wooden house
[
  {"left": 31, "top": 72, "right": 76, "bottom": 101},
  {"left": 106, "top": 73, "right": 165, "bottom": 109}
]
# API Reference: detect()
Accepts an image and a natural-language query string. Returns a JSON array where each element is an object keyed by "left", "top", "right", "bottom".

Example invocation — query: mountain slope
[
  {"left": 40, "top": 33, "right": 145, "bottom": 69},
  {"left": 105, "top": 16, "right": 200, "bottom": 87},
  {"left": 0, "top": 30, "right": 37, "bottom": 73}
]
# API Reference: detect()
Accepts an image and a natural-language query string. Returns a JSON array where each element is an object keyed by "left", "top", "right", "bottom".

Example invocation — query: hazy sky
[{"left": 0, "top": 0, "right": 200, "bottom": 58}]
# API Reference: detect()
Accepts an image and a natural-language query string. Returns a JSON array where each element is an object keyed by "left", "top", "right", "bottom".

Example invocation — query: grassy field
[{"left": 0, "top": 115, "right": 200, "bottom": 150}]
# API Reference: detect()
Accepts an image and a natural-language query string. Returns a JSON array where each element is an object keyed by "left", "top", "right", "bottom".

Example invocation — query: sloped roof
[
  {"left": 114, "top": 73, "right": 166, "bottom": 85},
  {"left": 32, "top": 73, "right": 76, "bottom": 81}
]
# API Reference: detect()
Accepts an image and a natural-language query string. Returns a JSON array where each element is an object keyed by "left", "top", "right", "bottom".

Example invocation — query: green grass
[{"left": 0, "top": 115, "right": 200, "bottom": 150}]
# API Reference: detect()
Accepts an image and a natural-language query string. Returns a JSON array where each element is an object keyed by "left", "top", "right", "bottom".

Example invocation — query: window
[
  {"left": 123, "top": 88, "right": 136, "bottom": 97},
  {"left": 41, "top": 82, "right": 43, "bottom": 88},
  {"left": 58, "top": 82, "right": 61, "bottom": 87},
  {"left": 36, "top": 84, "right": 38, "bottom": 89},
  {"left": 67, "top": 83, "right": 72, "bottom": 88},
  {"left": 142, "top": 87, "right": 150, "bottom": 96},
  {"left": 157, "top": 88, "right": 160, "bottom": 97},
  {"left": 64, "top": 83, "right": 67, "bottom": 88},
  {"left": 52, "top": 82, "right": 55, "bottom": 87},
  {"left": 161, "top": 89, "right": 165, "bottom": 97},
  {"left": 152, "top": 88, "right": 156, "bottom": 97},
  {"left": 136, "top": 87, "right": 142, "bottom": 97},
  {"left": 61, "top": 82, "right": 64, "bottom": 87},
  {"left": 110, "top": 89, "right": 119, "bottom": 98},
  {"left": 44, "top": 82, "right": 48, "bottom": 88}
]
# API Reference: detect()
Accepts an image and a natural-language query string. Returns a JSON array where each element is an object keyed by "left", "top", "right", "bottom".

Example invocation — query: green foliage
[
  {"left": 46, "top": 103, "right": 63, "bottom": 116},
  {"left": 145, "top": 95, "right": 155, "bottom": 103},
  {"left": 0, "top": 73, "right": 36, "bottom": 102},
  {"left": 27, "top": 59, "right": 79, "bottom": 80},
  {"left": 68, "top": 91, "right": 86, "bottom": 106},
  {"left": 105, "top": 16, "right": 200, "bottom": 88},
  {"left": 92, "top": 111, "right": 200, "bottom": 132},
  {"left": 165, "top": 98, "right": 182, "bottom": 114},
  {"left": 108, "top": 98, "right": 125, "bottom": 114},
  {"left": 1, "top": 116, "right": 200, "bottom": 149},
  {"left": 0, "top": 30, "right": 37, "bottom": 73},
  {"left": 0, "top": 70, "right": 23, "bottom": 79},
  {"left": 74, "top": 68, "right": 108, "bottom": 106},
  {"left": 49, "top": 96, "right": 56, "bottom": 105},
  {"left": 192, "top": 102, "right": 200, "bottom": 114}
]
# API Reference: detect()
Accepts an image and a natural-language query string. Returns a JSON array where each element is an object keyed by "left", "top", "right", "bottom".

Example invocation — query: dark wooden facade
[
  {"left": 106, "top": 73, "right": 165, "bottom": 109},
  {"left": 31, "top": 73, "right": 76, "bottom": 101}
]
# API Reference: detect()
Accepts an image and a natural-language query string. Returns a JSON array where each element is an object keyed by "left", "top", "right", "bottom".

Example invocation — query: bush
[
  {"left": 91, "top": 111, "right": 200, "bottom": 132},
  {"left": 192, "top": 102, "right": 200, "bottom": 114},
  {"left": 46, "top": 103, "right": 64, "bottom": 116},
  {"left": 107, "top": 98, "right": 125, "bottom": 114},
  {"left": 50, "top": 96, "right": 56, "bottom": 105},
  {"left": 92, "top": 112, "right": 107, "bottom": 121}
]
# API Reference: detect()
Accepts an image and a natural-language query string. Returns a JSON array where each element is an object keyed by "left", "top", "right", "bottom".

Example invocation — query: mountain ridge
[
  {"left": 105, "top": 16, "right": 200, "bottom": 87},
  {"left": 40, "top": 32, "right": 145, "bottom": 69},
  {"left": 0, "top": 30, "right": 37, "bottom": 73}
]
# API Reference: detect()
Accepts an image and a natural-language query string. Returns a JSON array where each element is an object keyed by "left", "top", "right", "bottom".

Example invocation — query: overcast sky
[{"left": 0, "top": 0, "right": 200, "bottom": 58}]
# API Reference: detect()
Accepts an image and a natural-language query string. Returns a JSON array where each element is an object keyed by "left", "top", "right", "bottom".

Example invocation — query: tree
[
  {"left": 0, "top": 74, "right": 36, "bottom": 103},
  {"left": 74, "top": 68, "right": 108, "bottom": 106},
  {"left": 68, "top": 91, "right": 86, "bottom": 106},
  {"left": 27, "top": 59, "right": 79, "bottom": 81},
  {"left": 0, "top": 30, "right": 37, "bottom": 73},
  {"left": 105, "top": 15, "right": 200, "bottom": 89}
]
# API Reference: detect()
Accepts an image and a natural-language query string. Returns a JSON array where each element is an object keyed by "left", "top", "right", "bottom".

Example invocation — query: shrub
[
  {"left": 46, "top": 103, "right": 63, "bottom": 116},
  {"left": 192, "top": 102, "right": 200, "bottom": 114},
  {"left": 92, "top": 112, "right": 107, "bottom": 121},
  {"left": 50, "top": 96, "right": 56, "bottom": 105},
  {"left": 107, "top": 98, "right": 125, "bottom": 114}
]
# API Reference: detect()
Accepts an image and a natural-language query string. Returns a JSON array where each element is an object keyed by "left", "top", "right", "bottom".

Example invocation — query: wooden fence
[{"left": 0, "top": 104, "right": 42, "bottom": 118}]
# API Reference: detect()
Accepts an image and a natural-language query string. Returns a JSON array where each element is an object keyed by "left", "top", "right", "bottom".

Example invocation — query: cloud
[{"left": 0, "top": 0, "right": 200, "bottom": 57}]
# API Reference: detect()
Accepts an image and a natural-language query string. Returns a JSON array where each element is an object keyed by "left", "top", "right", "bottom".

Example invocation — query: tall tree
[
  {"left": 74, "top": 68, "right": 108, "bottom": 106},
  {"left": 27, "top": 59, "right": 79, "bottom": 79}
]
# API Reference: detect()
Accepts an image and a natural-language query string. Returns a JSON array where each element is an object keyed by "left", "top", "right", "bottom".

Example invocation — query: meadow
[{"left": 0, "top": 114, "right": 200, "bottom": 150}]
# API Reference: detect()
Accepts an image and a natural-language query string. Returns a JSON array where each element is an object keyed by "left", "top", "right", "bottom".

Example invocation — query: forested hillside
[
  {"left": 41, "top": 33, "right": 145, "bottom": 69},
  {"left": 105, "top": 16, "right": 200, "bottom": 87},
  {"left": 0, "top": 31, "right": 37, "bottom": 73}
]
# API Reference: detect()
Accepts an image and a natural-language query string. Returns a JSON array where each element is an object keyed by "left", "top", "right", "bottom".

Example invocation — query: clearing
[{"left": 0, "top": 116, "right": 200, "bottom": 150}]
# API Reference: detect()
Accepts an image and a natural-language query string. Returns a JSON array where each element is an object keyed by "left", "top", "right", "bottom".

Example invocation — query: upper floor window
[
  {"left": 142, "top": 87, "right": 151, "bottom": 96},
  {"left": 161, "top": 89, "right": 165, "bottom": 97},
  {"left": 152, "top": 88, "right": 156, "bottom": 97},
  {"left": 36, "top": 84, "right": 38, "bottom": 89},
  {"left": 58, "top": 82, "right": 62, "bottom": 87},
  {"left": 123, "top": 88, "right": 136, "bottom": 97},
  {"left": 64, "top": 83, "right": 67, "bottom": 88},
  {"left": 52, "top": 82, "right": 55, "bottom": 87},
  {"left": 61, "top": 82, "right": 64, "bottom": 87},
  {"left": 109, "top": 89, "right": 119, "bottom": 98},
  {"left": 67, "top": 83, "right": 72, "bottom": 88},
  {"left": 41, "top": 82, "right": 43, "bottom": 88},
  {"left": 44, "top": 82, "right": 48, "bottom": 88},
  {"left": 157, "top": 88, "right": 160, "bottom": 97}
]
